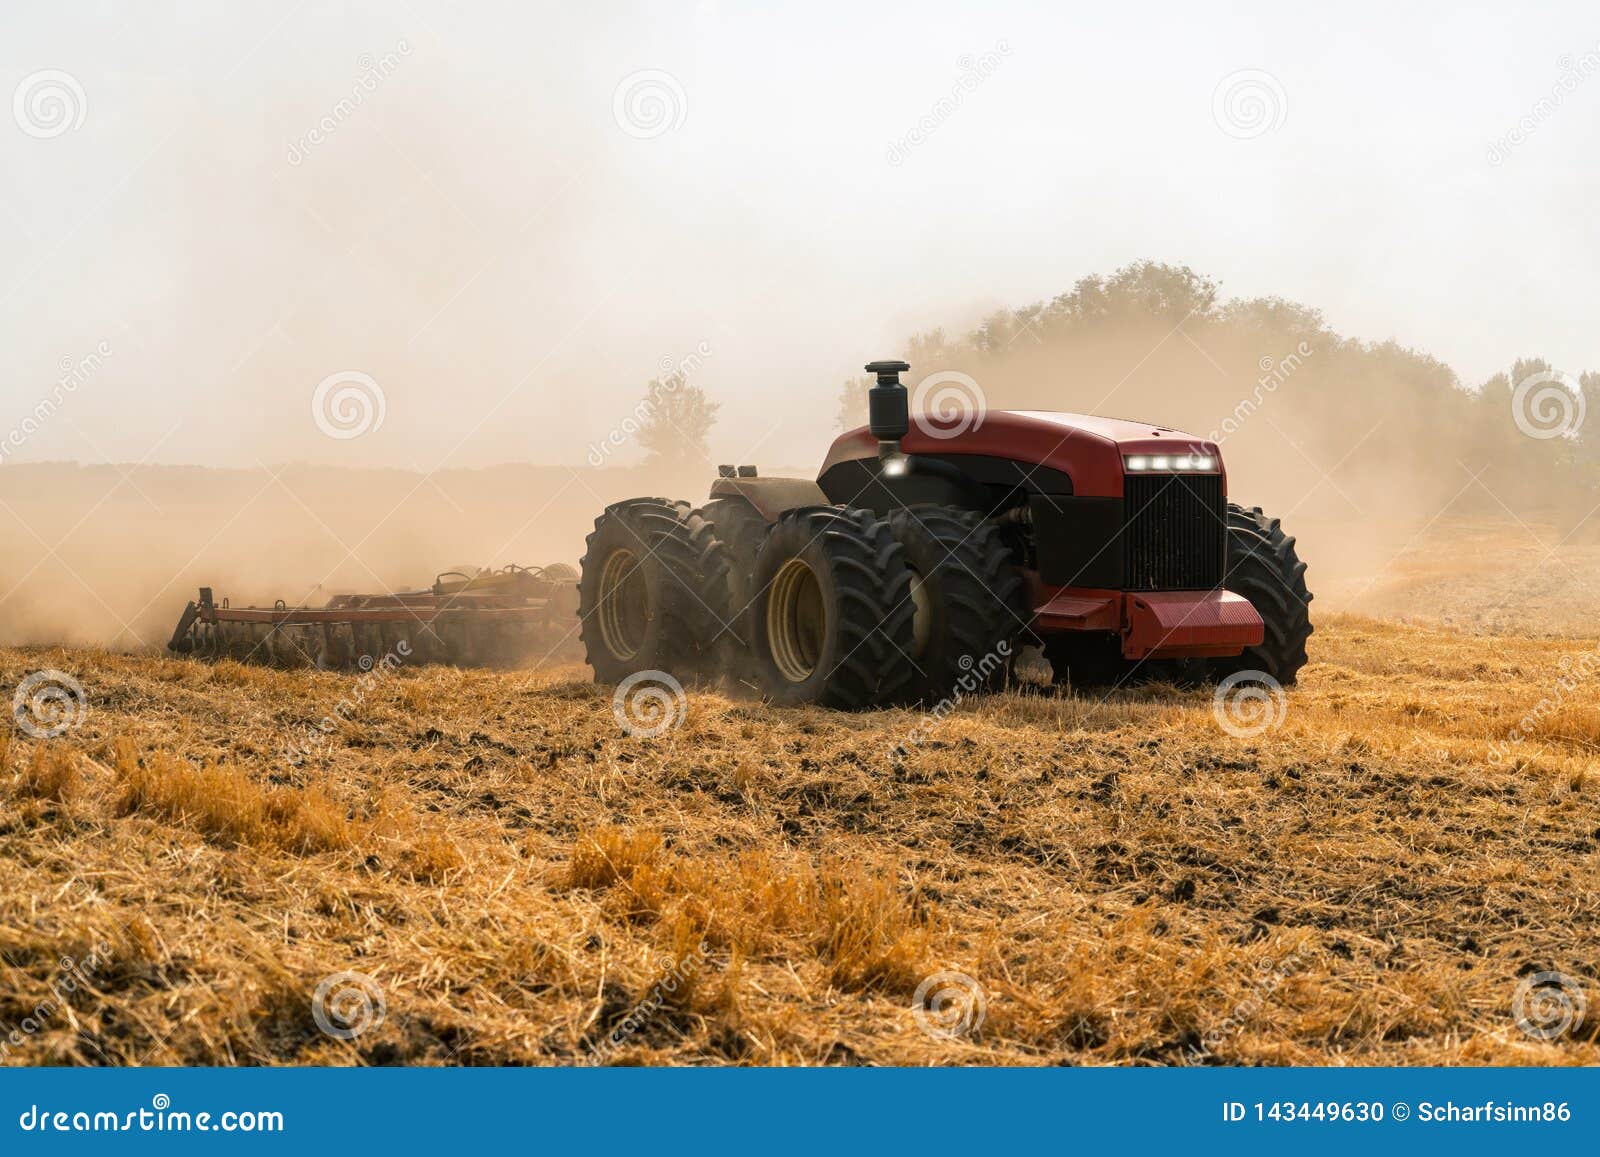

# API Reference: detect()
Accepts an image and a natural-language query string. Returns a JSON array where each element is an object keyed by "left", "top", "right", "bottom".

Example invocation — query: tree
[
  {"left": 1044, "top": 261, "right": 1221, "bottom": 328},
  {"left": 1216, "top": 295, "right": 1330, "bottom": 346},
  {"left": 1582, "top": 371, "right": 1600, "bottom": 444},
  {"left": 637, "top": 375, "right": 719, "bottom": 467},
  {"left": 835, "top": 376, "right": 870, "bottom": 430}
]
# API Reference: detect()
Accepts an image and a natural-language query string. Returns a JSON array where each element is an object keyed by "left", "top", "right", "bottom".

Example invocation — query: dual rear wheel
[
  {"left": 579, "top": 499, "right": 1025, "bottom": 709},
  {"left": 747, "top": 506, "right": 914, "bottom": 708},
  {"left": 740, "top": 503, "right": 1023, "bottom": 708},
  {"left": 577, "top": 498, "right": 728, "bottom": 682}
]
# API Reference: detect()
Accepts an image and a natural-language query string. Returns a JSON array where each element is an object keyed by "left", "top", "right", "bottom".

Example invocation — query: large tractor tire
[
  {"left": 1209, "top": 503, "right": 1313, "bottom": 685},
  {"left": 884, "top": 505, "right": 1024, "bottom": 703},
  {"left": 751, "top": 506, "right": 916, "bottom": 708},
  {"left": 698, "top": 497, "right": 771, "bottom": 677},
  {"left": 660, "top": 499, "right": 739, "bottom": 677},
  {"left": 578, "top": 498, "right": 729, "bottom": 683}
]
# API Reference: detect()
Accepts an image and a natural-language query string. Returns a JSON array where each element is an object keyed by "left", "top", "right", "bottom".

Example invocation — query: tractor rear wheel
[
  {"left": 659, "top": 499, "right": 738, "bottom": 678},
  {"left": 884, "top": 505, "right": 1023, "bottom": 703},
  {"left": 699, "top": 497, "right": 771, "bottom": 678},
  {"left": 1210, "top": 503, "right": 1313, "bottom": 685},
  {"left": 751, "top": 506, "right": 916, "bottom": 708},
  {"left": 578, "top": 498, "right": 728, "bottom": 682}
]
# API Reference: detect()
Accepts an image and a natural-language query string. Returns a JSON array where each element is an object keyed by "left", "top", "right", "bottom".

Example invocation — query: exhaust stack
[{"left": 864, "top": 359, "right": 911, "bottom": 466}]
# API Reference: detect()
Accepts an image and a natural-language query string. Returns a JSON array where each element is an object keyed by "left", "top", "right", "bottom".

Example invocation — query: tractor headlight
[
  {"left": 880, "top": 452, "right": 910, "bottom": 477},
  {"left": 1124, "top": 453, "right": 1218, "bottom": 473}
]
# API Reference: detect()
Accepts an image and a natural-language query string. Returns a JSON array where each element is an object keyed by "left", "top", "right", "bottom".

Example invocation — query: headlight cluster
[{"left": 1124, "top": 453, "right": 1218, "bottom": 472}]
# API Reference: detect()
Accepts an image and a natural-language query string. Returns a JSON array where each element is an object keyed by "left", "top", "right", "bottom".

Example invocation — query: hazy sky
[{"left": 3, "top": 1, "right": 1598, "bottom": 470}]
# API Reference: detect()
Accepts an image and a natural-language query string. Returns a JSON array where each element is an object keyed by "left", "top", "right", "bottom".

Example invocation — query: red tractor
[{"left": 579, "top": 360, "right": 1310, "bottom": 707}]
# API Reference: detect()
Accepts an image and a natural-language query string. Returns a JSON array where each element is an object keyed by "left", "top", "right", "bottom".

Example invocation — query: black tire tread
[
  {"left": 699, "top": 497, "right": 772, "bottom": 653},
  {"left": 885, "top": 505, "right": 1025, "bottom": 703},
  {"left": 658, "top": 500, "right": 738, "bottom": 675},
  {"left": 578, "top": 497, "right": 730, "bottom": 681},
  {"left": 755, "top": 506, "right": 916, "bottom": 709},
  {"left": 1211, "top": 502, "right": 1314, "bottom": 685}
]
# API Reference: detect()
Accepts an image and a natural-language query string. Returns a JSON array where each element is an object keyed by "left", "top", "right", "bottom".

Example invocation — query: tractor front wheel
[{"left": 1210, "top": 503, "right": 1313, "bottom": 685}]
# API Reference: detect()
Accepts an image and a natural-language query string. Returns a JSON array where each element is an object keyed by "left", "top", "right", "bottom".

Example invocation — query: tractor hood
[{"left": 819, "top": 409, "right": 1223, "bottom": 498}]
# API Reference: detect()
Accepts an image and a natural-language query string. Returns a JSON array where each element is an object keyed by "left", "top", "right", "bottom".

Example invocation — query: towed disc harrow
[{"left": 167, "top": 563, "right": 581, "bottom": 670}]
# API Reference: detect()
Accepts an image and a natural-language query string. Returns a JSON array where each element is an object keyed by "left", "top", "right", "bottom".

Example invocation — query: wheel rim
[
  {"left": 768, "top": 557, "right": 826, "bottom": 683},
  {"left": 597, "top": 548, "right": 649, "bottom": 660},
  {"left": 909, "top": 570, "right": 931, "bottom": 657}
]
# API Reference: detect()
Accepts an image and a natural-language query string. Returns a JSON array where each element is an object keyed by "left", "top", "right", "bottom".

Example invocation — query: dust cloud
[
  {"left": 7, "top": 311, "right": 1596, "bottom": 653},
  {"left": 5, "top": 12, "right": 1596, "bottom": 649},
  {"left": 0, "top": 461, "right": 721, "bottom": 650}
]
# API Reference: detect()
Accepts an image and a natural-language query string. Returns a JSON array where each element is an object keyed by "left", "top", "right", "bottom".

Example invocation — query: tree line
[{"left": 634, "top": 262, "right": 1596, "bottom": 518}]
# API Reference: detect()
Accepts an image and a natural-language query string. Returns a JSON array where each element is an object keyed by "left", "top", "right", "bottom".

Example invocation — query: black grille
[{"left": 1121, "top": 474, "right": 1225, "bottom": 590}]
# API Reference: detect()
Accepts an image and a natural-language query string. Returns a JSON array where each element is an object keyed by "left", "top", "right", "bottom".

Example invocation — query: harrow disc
[{"left": 167, "top": 564, "right": 583, "bottom": 671}]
